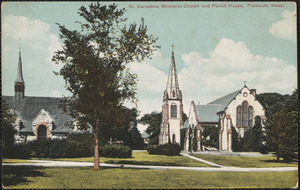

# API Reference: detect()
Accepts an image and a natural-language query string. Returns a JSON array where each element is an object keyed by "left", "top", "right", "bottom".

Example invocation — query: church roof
[
  {"left": 2, "top": 96, "right": 73, "bottom": 133},
  {"left": 195, "top": 104, "right": 221, "bottom": 123},
  {"left": 15, "top": 51, "right": 24, "bottom": 83},
  {"left": 207, "top": 90, "right": 241, "bottom": 112}
]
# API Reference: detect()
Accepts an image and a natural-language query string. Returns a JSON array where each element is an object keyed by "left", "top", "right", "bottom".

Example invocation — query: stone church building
[
  {"left": 2, "top": 50, "right": 78, "bottom": 143},
  {"left": 159, "top": 49, "right": 266, "bottom": 152}
]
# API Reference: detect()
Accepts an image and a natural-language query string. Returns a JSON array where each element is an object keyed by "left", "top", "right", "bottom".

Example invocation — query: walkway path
[
  {"left": 181, "top": 153, "right": 226, "bottom": 167},
  {"left": 3, "top": 160, "right": 297, "bottom": 172}
]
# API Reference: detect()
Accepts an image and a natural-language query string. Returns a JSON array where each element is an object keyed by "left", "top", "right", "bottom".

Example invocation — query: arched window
[
  {"left": 172, "top": 89, "right": 175, "bottom": 97},
  {"left": 37, "top": 125, "right": 47, "bottom": 140},
  {"left": 248, "top": 106, "right": 253, "bottom": 127},
  {"left": 236, "top": 106, "right": 242, "bottom": 127},
  {"left": 242, "top": 101, "right": 248, "bottom": 127},
  {"left": 236, "top": 101, "right": 254, "bottom": 127},
  {"left": 171, "top": 104, "right": 177, "bottom": 118}
]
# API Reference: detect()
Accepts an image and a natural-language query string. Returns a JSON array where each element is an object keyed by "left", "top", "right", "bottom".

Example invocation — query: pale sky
[{"left": 2, "top": 2, "right": 297, "bottom": 132}]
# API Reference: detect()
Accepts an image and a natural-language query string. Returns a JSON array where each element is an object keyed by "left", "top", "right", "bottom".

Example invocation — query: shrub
[
  {"left": 29, "top": 139, "right": 51, "bottom": 158},
  {"left": 99, "top": 145, "right": 132, "bottom": 158},
  {"left": 3, "top": 143, "right": 33, "bottom": 159},
  {"left": 64, "top": 133, "right": 94, "bottom": 158},
  {"left": 147, "top": 143, "right": 181, "bottom": 156}
]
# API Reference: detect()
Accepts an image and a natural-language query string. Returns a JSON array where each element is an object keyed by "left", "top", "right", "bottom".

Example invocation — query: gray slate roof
[
  {"left": 208, "top": 90, "right": 240, "bottom": 112},
  {"left": 195, "top": 104, "right": 221, "bottom": 123},
  {"left": 195, "top": 89, "right": 241, "bottom": 123},
  {"left": 2, "top": 96, "right": 73, "bottom": 134}
]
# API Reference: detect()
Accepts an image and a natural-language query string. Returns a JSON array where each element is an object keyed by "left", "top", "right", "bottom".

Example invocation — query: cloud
[
  {"left": 2, "top": 15, "right": 67, "bottom": 97},
  {"left": 179, "top": 39, "right": 297, "bottom": 108},
  {"left": 269, "top": 10, "right": 296, "bottom": 41},
  {"left": 127, "top": 39, "right": 296, "bottom": 132}
]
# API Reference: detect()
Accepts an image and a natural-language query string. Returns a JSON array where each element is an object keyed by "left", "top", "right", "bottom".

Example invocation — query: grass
[
  {"left": 44, "top": 152, "right": 211, "bottom": 167},
  {"left": 192, "top": 154, "right": 298, "bottom": 168},
  {"left": 2, "top": 159, "right": 32, "bottom": 163},
  {"left": 2, "top": 166, "right": 298, "bottom": 189}
]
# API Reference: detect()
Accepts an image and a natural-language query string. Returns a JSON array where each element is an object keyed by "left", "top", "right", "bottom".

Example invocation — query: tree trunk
[
  {"left": 110, "top": 137, "right": 112, "bottom": 145},
  {"left": 93, "top": 118, "right": 100, "bottom": 170}
]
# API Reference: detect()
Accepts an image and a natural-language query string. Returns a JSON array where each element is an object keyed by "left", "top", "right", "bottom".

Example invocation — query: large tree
[
  {"left": 256, "top": 90, "right": 298, "bottom": 161},
  {"left": 53, "top": 3, "right": 157, "bottom": 170},
  {"left": 268, "top": 110, "right": 298, "bottom": 162},
  {"left": 139, "top": 112, "right": 162, "bottom": 145}
]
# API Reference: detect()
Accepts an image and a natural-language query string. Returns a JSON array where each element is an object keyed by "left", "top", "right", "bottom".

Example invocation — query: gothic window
[
  {"left": 172, "top": 134, "right": 176, "bottom": 143},
  {"left": 172, "top": 89, "right": 175, "bottom": 97},
  {"left": 248, "top": 106, "right": 253, "bottom": 127},
  {"left": 236, "top": 101, "right": 254, "bottom": 127},
  {"left": 37, "top": 125, "right": 47, "bottom": 140},
  {"left": 236, "top": 106, "right": 242, "bottom": 127},
  {"left": 242, "top": 101, "right": 248, "bottom": 127},
  {"left": 171, "top": 104, "right": 177, "bottom": 118}
]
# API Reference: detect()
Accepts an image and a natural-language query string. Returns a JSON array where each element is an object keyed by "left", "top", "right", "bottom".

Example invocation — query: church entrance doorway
[{"left": 37, "top": 125, "right": 47, "bottom": 140}]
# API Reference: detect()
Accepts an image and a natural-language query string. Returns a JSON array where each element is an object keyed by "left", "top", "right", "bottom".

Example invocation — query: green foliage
[
  {"left": 192, "top": 127, "right": 198, "bottom": 152},
  {"left": 147, "top": 143, "right": 181, "bottom": 156},
  {"left": 52, "top": 2, "right": 157, "bottom": 169},
  {"left": 2, "top": 101, "right": 17, "bottom": 151},
  {"left": 201, "top": 125, "right": 220, "bottom": 149},
  {"left": 140, "top": 112, "right": 162, "bottom": 145},
  {"left": 258, "top": 90, "right": 298, "bottom": 162},
  {"left": 180, "top": 129, "right": 186, "bottom": 150},
  {"left": 268, "top": 110, "right": 298, "bottom": 162},
  {"left": 231, "top": 127, "right": 240, "bottom": 152},
  {"left": 3, "top": 133, "right": 94, "bottom": 159},
  {"left": 64, "top": 133, "right": 94, "bottom": 158},
  {"left": 3, "top": 143, "right": 33, "bottom": 159},
  {"left": 232, "top": 117, "right": 267, "bottom": 153},
  {"left": 188, "top": 127, "right": 192, "bottom": 152},
  {"left": 126, "top": 126, "right": 145, "bottom": 150},
  {"left": 99, "top": 145, "right": 132, "bottom": 158}
]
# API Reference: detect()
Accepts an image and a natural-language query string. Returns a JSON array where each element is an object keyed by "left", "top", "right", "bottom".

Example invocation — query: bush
[
  {"left": 3, "top": 133, "right": 94, "bottom": 159},
  {"left": 64, "top": 133, "right": 94, "bottom": 158},
  {"left": 3, "top": 143, "right": 33, "bottom": 159},
  {"left": 99, "top": 145, "right": 132, "bottom": 158},
  {"left": 147, "top": 143, "right": 181, "bottom": 156}
]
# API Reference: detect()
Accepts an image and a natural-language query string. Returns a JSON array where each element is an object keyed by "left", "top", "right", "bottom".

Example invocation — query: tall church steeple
[
  {"left": 159, "top": 46, "right": 183, "bottom": 145},
  {"left": 166, "top": 47, "right": 181, "bottom": 100},
  {"left": 14, "top": 48, "right": 25, "bottom": 101}
]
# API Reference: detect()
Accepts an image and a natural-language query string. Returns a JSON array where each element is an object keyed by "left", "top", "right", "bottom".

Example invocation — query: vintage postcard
[{"left": 2, "top": 1, "right": 298, "bottom": 189}]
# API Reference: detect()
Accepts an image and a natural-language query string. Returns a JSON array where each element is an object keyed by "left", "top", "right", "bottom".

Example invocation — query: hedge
[
  {"left": 3, "top": 133, "right": 132, "bottom": 159},
  {"left": 147, "top": 143, "right": 181, "bottom": 156},
  {"left": 99, "top": 145, "right": 132, "bottom": 158}
]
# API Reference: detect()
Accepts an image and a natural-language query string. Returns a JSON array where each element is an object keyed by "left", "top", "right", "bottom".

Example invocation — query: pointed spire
[
  {"left": 15, "top": 48, "right": 24, "bottom": 83},
  {"left": 166, "top": 46, "right": 181, "bottom": 99}
]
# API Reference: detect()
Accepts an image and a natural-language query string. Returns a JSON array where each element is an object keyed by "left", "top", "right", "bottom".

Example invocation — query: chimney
[{"left": 250, "top": 89, "right": 256, "bottom": 96}]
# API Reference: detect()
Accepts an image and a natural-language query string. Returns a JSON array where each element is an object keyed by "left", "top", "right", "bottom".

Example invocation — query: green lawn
[
  {"left": 3, "top": 166, "right": 298, "bottom": 189},
  {"left": 192, "top": 154, "right": 298, "bottom": 168},
  {"left": 47, "top": 152, "right": 210, "bottom": 167},
  {"left": 2, "top": 159, "right": 32, "bottom": 163}
]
